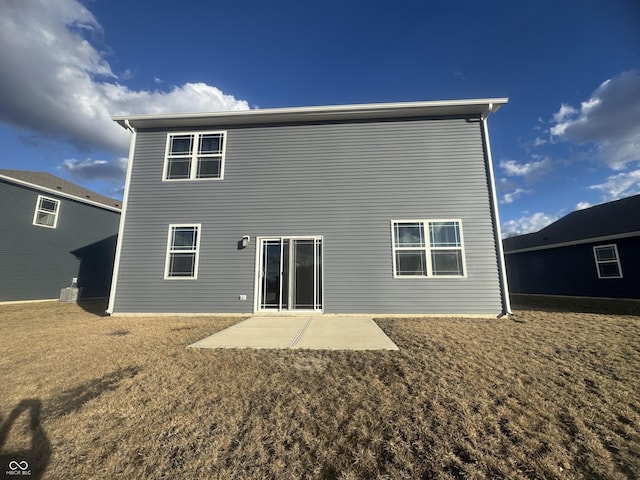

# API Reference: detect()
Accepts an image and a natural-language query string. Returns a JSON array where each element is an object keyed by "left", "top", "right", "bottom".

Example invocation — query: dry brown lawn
[{"left": 0, "top": 301, "right": 639, "bottom": 479}]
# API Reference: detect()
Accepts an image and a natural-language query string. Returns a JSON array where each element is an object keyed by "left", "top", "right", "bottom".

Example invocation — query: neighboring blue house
[
  {"left": 0, "top": 169, "right": 121, "bottom": 302},
  {"left": 503, "top": 194, "right": 640, "bottom": 300},
  {"left": 107, "top": 99, "right": 511, "bottom": 316}
]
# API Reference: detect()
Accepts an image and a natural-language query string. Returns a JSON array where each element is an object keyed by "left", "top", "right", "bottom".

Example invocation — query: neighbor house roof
[
  {"left": 503, "top": 194, "right": 640, "bottom": 253},
  {"left": 0, "top": 169, "right": 122, "bottom": 211},
  {"left": 113, "top": 98, "right": 508, "bottom": 130}
]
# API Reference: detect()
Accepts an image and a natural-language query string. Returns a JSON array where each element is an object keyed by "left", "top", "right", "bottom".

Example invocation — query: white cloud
[
  {"left": 501, "top": 159, "right": 540, "bottom": 176},
  {"left": 589, "top": 169, "right": 640, "bottom": 201},
  {"left": 499, "top": 157, "right": 552, "bottom": 183},
  {"left": 576, "top": 201, "right": 592, "bottom": 210},
  {"left": 500, "top": 188, "right": 530, "bottom": 204},
  {"left": 0, "top": 0, "right": 250, "bottom": 155},
  {"left": 102, "top": 82, "right": 250, "bottom": 118},
  {"left": 552, "top": 104, "right": 577, "bottom": 124},
  {"left": 501, "top": 212, "right": 558, "bottom": 238},
  {"left": 59, "top": 157, "right": 128, "bottom": 184},
  {"left": 496, "top": 177, "right": 519, "bottom": 192},
  {"left": 550, "top": 71, "right": 640, "bottom": 169}
]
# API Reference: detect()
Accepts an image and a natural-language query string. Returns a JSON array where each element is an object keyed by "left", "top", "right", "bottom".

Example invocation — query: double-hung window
[
  {"left": 392, "top": 220, "right": 466, "bottom": 277},
  {"left": 593, "top": 244, "right": 623, "bottom": 279},
  {"left": 33, "top": 195, "right": 60, "bottom": 228},
  {"left": 165, "top": 225, "right": 201, "bottom": 279},
  {"left": 164, "top": 131, "right": 226, "bottom": 180}
]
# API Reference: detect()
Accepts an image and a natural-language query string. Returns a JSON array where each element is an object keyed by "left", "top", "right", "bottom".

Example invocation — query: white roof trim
[
  {"left": 113, "top": 98, "right": 508, "bottom": 130},
  {"left": 0, "top": 174, "right": 122, "bottom": 212},
  {"left": 504, "top": 230, "right": 640, "bottom": 254}
]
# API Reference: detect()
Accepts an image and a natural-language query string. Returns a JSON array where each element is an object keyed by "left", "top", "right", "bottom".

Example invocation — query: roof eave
[
  {"left": 113, "top": 98, "right": 508, "bottom": 130},
  {"left": 0, "top": 174, "right": 122, "bottom": 212},
  {"left": 504, "top": 230, "right": 640, "bottom": 254}
]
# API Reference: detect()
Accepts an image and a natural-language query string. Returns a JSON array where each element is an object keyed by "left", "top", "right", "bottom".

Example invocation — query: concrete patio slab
[{"left": 188, "top": 315, "right": 399, "bottom": 350}]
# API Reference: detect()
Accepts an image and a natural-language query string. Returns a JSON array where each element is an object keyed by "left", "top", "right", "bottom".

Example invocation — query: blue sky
[{"left": 1, "top": 0, "right": 639, "bottom": 236}]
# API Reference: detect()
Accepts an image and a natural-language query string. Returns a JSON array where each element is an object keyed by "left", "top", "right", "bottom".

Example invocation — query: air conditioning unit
[{"left": 59, "top": 277, "right": 80, "bottom": 303}]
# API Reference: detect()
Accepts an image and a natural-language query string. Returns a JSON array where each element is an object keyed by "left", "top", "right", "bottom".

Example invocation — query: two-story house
[
  {"left": 107, "top": 99, "right": 511, "bottom": 316},
  {"left": 0, "top": 169, "right": 121, "bottom": 302}
]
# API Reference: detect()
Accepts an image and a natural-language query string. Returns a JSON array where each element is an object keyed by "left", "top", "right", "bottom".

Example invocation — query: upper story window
[
  {"left": 593, "top": 244, "right": 623, "bottom": 279},
  {"left": 163, "top": 131, "right": 226, "bottom": 181},
  {"left": 33, "top": 195, "right": 60, "bottom": 228},
  {"left": 391, "top": 220, "right": 466, "bottom": 278}
]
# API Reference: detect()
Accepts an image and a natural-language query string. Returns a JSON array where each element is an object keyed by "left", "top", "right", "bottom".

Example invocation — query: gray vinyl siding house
[
  {"left": 0, "top": 170, "right": 121, "bottom": 302},
  {"left": 107, "top": 99, "right": 511, "bottom": 316}
]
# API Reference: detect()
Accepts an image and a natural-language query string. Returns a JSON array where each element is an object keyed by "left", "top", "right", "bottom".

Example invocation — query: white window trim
[
  {"left": 164, "top": 224, "right": 202, "bottom": 280},
  {"left": 162, "top": 131, "right": 227, "bottom": 181},
  {"left": 593, "top": 244, "right": 623, "bottom": 279},
  {"left": 32, "top": 195, "right": 60, "bottom": 229},
  {"left": 391, "top": 219, "right": 467, "bottom": 279}
]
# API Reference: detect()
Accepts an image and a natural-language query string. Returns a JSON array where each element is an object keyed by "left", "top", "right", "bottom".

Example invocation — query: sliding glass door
[{"left": 257, "top": 237, "right": 323, "bottom": 311}]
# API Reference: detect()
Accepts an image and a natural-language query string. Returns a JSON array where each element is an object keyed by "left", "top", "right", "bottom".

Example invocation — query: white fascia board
[
  {"left": 113, "top": 98, "right": 508, "bottom": 130},
  {"left": 0, "top": 174, "right": 121, "bottom": 213}
]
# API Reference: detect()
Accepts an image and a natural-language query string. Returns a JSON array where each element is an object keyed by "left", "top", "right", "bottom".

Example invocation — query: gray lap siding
[{"left": 112, "top": 117, "right": 502, "bottom": 314}]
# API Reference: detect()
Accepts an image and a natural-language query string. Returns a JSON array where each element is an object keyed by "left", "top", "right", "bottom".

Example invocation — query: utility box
[{"left": 60, "top": 287, "right": 80, "bottom": 303}]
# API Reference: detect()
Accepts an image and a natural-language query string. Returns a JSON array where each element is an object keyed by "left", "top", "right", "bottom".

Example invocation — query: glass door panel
[
  {"left": 261, "top": 240, "right": 281, "bottom": 310},
  {"left": 281, "top": 239, "right": 290, "bottom": 309},
  {"left": 292, "top": 239, "right": 315, "bottom": 309}
]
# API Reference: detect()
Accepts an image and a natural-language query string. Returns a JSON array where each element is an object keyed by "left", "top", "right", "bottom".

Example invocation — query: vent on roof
[{"left": 56, "top": 186, "right": 62, "bottom": 190}]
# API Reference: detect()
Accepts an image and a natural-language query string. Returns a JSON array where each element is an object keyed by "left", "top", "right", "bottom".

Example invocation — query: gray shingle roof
[
  {"left": 503, "top": 194, "right": 640, "bottom": 252},
  {"left": 0, "top": 169, "right": 122, "bottom": 210}
]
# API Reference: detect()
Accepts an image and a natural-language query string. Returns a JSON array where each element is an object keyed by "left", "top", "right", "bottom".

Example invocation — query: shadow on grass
[
  {"left": 76, "top": 297, "right": 109, "bottom": 317},
  {"left": 45, "top": 366, "right": 140, "bottom": 419},
  {"left": 0, "top": 399, "right": 50, "bottom": 479},
  {"left": 511, "top": 294, "right": 640, "bottom": 316}
]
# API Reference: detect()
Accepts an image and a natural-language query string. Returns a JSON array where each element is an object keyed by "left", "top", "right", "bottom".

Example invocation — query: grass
[{"left": 0, "top": 301, "right": 639, "bottom": 479}]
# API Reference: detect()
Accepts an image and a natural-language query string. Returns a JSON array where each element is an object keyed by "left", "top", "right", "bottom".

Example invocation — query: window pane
[
  {"left": 395, "top": 223, "right": 425, "bottom": 247},
  {"left": 40, "top": 199, "right": 58, "bottom": 212},
  {"left": 196, "top": 157, "right": 221, "bottom": 178},
  {"left": 167, "top": 158, "right": 191, "bottom": 179},
  {"left": 430, "top": 222, "right": 460, "bottom": 247},
  {"left": 595, "top": 246, "right": 616, "bottom": 261},
  {"left": 169, "top": 253, "right": 196, "bottom": 277},
  {"left": 37, "top": 212, "right": 55, "bottom": 226},
  {"left": 396, "top": 251, "right": 426, "bottom": 275},
  {"left": 432, "top": 250, "right": 464, "bottom": 276},
  {"left": 598, "top": 262, "right": 621, "bottom": 278},
  {"left": 170, "top": 135, "right": 193, "bottom": 154},
  {"left": 172, "top": 227, "right": 197, "bottom": 249},
  {"left": 199, "top": 134, "right": 222, "bottom": 154}
]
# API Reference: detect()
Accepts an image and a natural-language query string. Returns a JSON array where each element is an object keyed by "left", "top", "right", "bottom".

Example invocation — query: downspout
[
  {"left": 106, "top": 119, "right": 136, "bottom": 315},
  {"left": 482, "top": 105, "right": 513, "bottom": 316}
]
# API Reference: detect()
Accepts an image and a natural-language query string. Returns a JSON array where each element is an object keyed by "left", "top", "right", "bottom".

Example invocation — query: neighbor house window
[
  {"left": 33, "top": 195, "right": 60, "bottom": 228},
  {"left": 593, "top": 244, "right": 623, "bottom": 279},
  {"left": 164, "top": 131, "right": 226, "bottom": 180},
  {"left": 165, "top": 224, "right": 201, "bottom": 279},
  {"left": 391, "top": 220, "right": 466, "bottom": 277}
]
